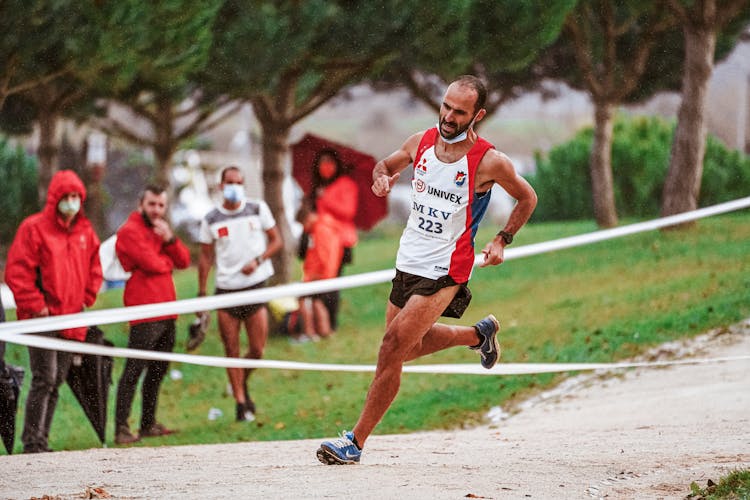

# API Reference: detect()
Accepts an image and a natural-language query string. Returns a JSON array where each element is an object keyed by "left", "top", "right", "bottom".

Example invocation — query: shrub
[
  {"left": 0, "top": 136, "right": 39, "bottom": 247},
  {"left": 529, "top": 115, "right": 750, "bottom": 221}
]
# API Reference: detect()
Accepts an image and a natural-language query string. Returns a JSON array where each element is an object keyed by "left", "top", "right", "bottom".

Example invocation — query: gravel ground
[{"left": 1, "top": 320, "right": 748, "bottom": 500}]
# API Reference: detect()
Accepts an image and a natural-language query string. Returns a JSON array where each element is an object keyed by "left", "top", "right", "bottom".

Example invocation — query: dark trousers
[
  {"left": 115, "top": 320, "right": 175, "bottom": 430},
  {"left": 22, "top": 332, "right": 73, "bottom": 453}
]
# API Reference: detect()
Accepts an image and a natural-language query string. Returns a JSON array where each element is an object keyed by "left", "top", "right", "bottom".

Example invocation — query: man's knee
[
  {"left": 30, "top": 375, "right": 55, "bottom": 394},
  {"left": 378, "top": 327, "right": 415, "bottom": 363}
]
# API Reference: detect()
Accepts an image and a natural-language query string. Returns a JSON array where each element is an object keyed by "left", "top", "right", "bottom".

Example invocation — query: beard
[{"left": 439, "top": 114, "right": 475, "bottom": 140}]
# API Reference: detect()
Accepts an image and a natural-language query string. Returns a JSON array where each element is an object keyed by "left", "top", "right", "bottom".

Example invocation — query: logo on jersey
[
  {"left": 426, "top": 185, "right": 462, "bottom": 204},
  {"left": 415, "top": 179, "right": 426, "bottom": 192},
  {"left": 415, "top": 157, "right": 428, "bottom": 175},
  {"left": 218, "top": 226, "right": 229, "bottom": 238},
  {"left": 454, "top": 171, "right": 466, "bottom": 187}
]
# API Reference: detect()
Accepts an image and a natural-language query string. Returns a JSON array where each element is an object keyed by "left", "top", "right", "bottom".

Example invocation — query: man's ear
[{"left": 473, "top": 108, "right": 487, "bottom": 125}]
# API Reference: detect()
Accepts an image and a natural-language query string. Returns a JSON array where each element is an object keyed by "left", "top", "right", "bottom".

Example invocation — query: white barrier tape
[
  {"left": 1, "top": 331, "right": 748, "bottom": 375},
  {"left": 1, "top": 196, "right": 748, "bottom": 337},
  {"left": 0, "top": 196, "right": 748, "bottom": 372},
  {"left": 0, "top": 271, "right": 395, "bottom": 336},
  {"left": 477, "top": 195, "right": 750, "bottom": 265}
]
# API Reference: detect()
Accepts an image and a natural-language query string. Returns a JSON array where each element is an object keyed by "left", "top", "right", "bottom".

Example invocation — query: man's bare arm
[
  {"left": 197, "top": 243, "right": 214, "bottom": 296},
  {"left": 372, "top": 132, "right": 422, "bottom": 197},
  {"left": 476, "top": 150, "right": 538, "bottom": 267}
]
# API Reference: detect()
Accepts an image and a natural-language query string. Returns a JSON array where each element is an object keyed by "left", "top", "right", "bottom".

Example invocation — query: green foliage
[
  {"left": 687, "top": 469, "right": 750, "bottom": 499},
  {"left": 530, "top": 115, "right": 750, "bottom": 221},
  {"left": 470, "top": 0, "right": 576, "bottom": 72},
  {"left": 3, "top": 212, "right": 749, "bottom": 452},
  {"left": 208, "top": 0, "right": 410, "bottom": 101},
  {"left": 77, "top": 0, "right": 223, "bottom": 95},
  {"left": 0, "top": 136, "right": 39, "bottom": 246},
  {"left": 541, "top": 1, "right": 686, "bottom": 102}
]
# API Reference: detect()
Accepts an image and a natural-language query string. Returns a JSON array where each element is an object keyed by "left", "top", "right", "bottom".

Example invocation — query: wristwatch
[{"left": 497, "top": 230, "right": 514, "bottom": 245}]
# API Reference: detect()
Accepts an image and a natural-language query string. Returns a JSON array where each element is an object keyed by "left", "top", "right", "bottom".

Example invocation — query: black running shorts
[
  {"left": 388, "top": 270, "right": 472, "bottom": 319},
  {"left": 215, "top": 281, "right": 267, "bottom": 320}
]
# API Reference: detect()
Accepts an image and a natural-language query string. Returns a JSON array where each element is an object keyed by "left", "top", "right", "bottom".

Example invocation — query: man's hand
[
  {"left": 32, "top": 306, "right": 50, "bottom": 318},
  {"left": 479, "top": 236, "right": 506, "bottom": 267},
  {"left": 152, "top": 218, "right": 174, "bottom": 242},
  {"left": 241, "top": 257, "right": 262, "bottom": 275},
  {"left": 372, "top": 172, "right": 400, "bottom": 197}
]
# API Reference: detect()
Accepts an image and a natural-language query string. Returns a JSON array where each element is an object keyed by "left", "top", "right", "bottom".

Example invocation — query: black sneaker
[
  {"left": 236, "top": 402, "right": 256, "bottom": 422},
  {"left": 115, "top": 425, "right": 141, "bottom": 445},
  {"left": 186, "top": 312, "right": 209, "bottom": 351},
  {"left": 470, "top": 314, "right": 501, "bottom": 369}
]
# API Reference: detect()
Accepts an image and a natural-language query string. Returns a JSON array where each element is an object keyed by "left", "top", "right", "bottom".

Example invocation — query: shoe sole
[
  {"left": 316, "top": 446, "right": 359, "bottom": 465},
  {"left": 483, "top": 314, "right": 501, "bottom": 369}
]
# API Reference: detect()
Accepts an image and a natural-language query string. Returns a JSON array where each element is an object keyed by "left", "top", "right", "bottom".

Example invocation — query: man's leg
[
  {"left": 116, "top": 324, "right": 155, "bottom": 432},
  {"left": 140, "top": 320, "right": 175, "bottom": 431},
  {"left": 241, "top": 306, "right": 268, "bottom": 411},
  {"left": 404, "top": 322, "right": 483, "bottom": 361},
  {"left": 312, "top": 298, "right": 332, "bottom": 337},
  {"left": 217, "top": 310, "right": 246, "bottom": 405},
  {"left": 351, "top": 285, "right": 460, "bottom": 448},
  {"left": 22, "top": 339, "right": 57, "bottom": 453},
  {"left": 41, "top": 349, "right": 73, "bottom": 446}
]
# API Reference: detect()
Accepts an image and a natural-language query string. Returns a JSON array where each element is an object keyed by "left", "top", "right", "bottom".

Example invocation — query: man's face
[
  {"left": 139, "top": 191, "right": 168, "bottom": 224},
  {"left": 438, "top": 83, "right": 480, "bottom": 140},
  {"left": 220, "top": 168, "right": 244, "bottom": 189}
]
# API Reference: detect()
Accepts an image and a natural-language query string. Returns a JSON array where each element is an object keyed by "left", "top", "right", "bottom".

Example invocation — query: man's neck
[
  {"left": 57, "top": 213, "right": 76, "bottom": 228},
  {"left": 223, "top": 200, "right": 242, "bottom": 211}
]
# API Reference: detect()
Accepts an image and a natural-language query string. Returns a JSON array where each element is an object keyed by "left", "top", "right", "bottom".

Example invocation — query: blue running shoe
[
  {"left": 470, "top": 314, "right": 501, "bottom": 369},
  {"left": 317, "top": 430, "right": 361, "bottom": 465}
]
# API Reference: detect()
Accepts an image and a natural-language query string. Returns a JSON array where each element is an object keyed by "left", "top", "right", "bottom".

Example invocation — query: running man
[{"left": 317, "top": 75, "right": 537, "bottom": 464}]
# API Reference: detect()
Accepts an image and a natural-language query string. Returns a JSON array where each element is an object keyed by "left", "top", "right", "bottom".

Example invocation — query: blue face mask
[{"left": 223, "top": 184, "right": 244, "bottom": 203}]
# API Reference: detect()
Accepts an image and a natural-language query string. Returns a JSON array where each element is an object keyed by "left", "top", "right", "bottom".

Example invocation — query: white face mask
[
  {"left": 58, "top": 197, "right": 81, "bottom": 217},
  {"left": 222, "top": 184, "right": 244, "bottom": 203}
]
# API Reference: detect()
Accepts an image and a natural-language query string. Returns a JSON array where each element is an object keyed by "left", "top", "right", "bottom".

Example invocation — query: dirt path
[{"left": 1, "top": 320, "right": 748, "bottom": 500}]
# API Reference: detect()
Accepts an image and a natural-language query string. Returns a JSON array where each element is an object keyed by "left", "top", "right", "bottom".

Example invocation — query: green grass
[
  {"left": 688, "top": 469, "right": 750, "bottom": 499},
  {"left": 2, "top": 211, "right": 749, "bottom": 452}
]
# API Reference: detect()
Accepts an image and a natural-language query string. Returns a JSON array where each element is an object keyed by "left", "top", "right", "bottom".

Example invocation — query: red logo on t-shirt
[{"left": 218, "top": 226, "right": 229, "bottom": 238}]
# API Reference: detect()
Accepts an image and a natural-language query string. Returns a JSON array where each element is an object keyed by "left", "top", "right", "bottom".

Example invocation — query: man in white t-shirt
[{"left": 198, "top": 166, "right": 283, "bottom": 422}]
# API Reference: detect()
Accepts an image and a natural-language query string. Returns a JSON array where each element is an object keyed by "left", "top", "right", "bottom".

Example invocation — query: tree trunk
[
  {"left": 258, "top": 120, "right": 294, "bottom": 284},
  {"left": 153, "top": 97, "right": 176, "bottom": 188},
  {"left": 36, "top": 107, "right": 60, "bottom": 206},
  {"left": 589, "top": 101, "right": 618, "bottom": 228},
  {"left": 661, "top": 25, "right": 716, "bottom": 219}
]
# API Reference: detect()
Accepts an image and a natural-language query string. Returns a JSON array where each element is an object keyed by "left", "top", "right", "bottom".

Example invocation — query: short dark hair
[
  {"left": 454, "top": 75, "right": 487, "bottom": 112},
  {"left": 220, "top": 165, "right": 243, "bottom": 183},
  {"left": 140, "top": 184, "right": 166, "bottom": 202}
]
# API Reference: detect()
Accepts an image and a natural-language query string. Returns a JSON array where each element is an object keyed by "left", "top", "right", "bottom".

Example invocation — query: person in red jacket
[
  {"left": 5, "top": 170, "right": 103, "bottom": 453},
  {"left": 303, "top": 149, "right": 358, "bottom": 331},
  {"left": 114, "top": 185, "right": 190, "bottom": 445}
]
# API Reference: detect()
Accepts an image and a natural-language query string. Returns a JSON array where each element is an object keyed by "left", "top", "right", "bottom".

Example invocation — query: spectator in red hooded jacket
[
  {"left": 5, "top": 170, "right": 103, "bottom": 453},
  {"left": 302, "top": 149, "right": 358, "bottom": 332},
  {"left": 114, "top": 185, "right": 190, "bottom": 445}
]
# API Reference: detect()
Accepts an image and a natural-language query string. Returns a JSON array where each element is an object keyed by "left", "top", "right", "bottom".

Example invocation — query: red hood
[{"left": 43, "top": 170, "right": 87, "bottom": 219}]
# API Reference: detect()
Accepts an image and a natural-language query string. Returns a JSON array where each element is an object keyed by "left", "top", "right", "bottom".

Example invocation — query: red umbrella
[{"left": 291, "top": 133, "right": 387, "bottom": 231}]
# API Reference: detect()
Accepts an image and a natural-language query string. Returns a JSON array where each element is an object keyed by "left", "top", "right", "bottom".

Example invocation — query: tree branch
[
  {"left": 565, "top": 15, "right": 604, "bottom": 97},
  {"left": 289, "top": 64, "right": 370, "bottom": 123},
  {"left": 92, "top": 116, "right": 153, "bottom": 148},
  {"left": 401, "top": 68, "right": 443, "bottom": 113}
]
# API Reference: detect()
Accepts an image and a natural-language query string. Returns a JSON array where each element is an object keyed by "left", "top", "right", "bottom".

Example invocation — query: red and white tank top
[{"left": 396, "top": 127, "right": 494, "bottom": 282}]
